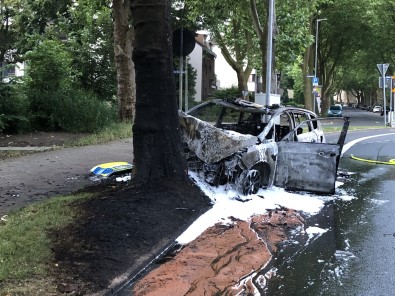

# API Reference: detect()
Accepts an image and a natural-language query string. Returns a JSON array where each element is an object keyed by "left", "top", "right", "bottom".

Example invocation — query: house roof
[{"left": 195, "top": 36, "right": 217, "bottom": 58}]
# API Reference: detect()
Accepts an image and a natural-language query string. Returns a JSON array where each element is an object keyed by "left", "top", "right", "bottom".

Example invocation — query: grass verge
[
  {"left": 0, "top": 151, "right": 29, "bottom": 160},
  {"left": 0, "top": 193, "right": 92, "bottom": 295},
  {"left": 65, "top": 122, "right": 132, "bottom": 147},
  {"left": 322, "top": 125, "right": 390, "bottom": 133}
]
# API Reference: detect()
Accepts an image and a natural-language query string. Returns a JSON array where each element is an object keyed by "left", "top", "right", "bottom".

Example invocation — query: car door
[{"left": 273, "top": 117, "right": 350, "bottom": 194}]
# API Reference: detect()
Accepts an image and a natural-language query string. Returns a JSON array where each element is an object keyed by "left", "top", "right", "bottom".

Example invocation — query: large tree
[
  {"left": 130, "top": 0, "right": 188, "bottom": 183},
  {"left": 113, "top": 0, "right": 135, "bottom": 121}
]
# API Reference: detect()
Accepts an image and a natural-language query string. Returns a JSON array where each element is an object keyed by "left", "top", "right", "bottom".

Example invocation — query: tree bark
[
  {"left": 303, "top": 16, "right": 314, "bottom": 111},
  {"left": 113, "top": 0, "right": 135, "bottom": 122},
  {"left": 130, "top": 0, "right": 188, "bottom": 183}
]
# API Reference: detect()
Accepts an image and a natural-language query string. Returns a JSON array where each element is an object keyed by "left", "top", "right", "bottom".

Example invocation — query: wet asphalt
[{"left": 265, "top": 107, "right": 395, "bottom": 295}]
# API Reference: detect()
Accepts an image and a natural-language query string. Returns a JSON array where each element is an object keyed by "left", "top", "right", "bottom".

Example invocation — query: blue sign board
[{"left": 312, "top": 77, "right": 319, "bottom": 86}]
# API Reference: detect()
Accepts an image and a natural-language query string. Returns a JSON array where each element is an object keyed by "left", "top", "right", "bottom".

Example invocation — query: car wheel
[{"left": 236, "top": 169, "right": 262, "bottom": 195}]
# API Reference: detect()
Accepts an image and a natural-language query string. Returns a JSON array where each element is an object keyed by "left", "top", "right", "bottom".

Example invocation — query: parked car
[
  {"left": 179, "top": 98, "right": 349, "bottom": 195},
  {"left": 373, "top": 106, "right": 382, "bottom": 113},
  {"left": 327, "top": 105, "right": 343, "bottom": 117}
]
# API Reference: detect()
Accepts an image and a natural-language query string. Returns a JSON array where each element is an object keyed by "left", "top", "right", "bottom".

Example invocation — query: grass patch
[
  {"left": 0, "top": 151, "right": 27, "bottom": 160},
  {"left": 0, "top": 193, "right": 92, "bottom": 294},
  {"left": 65, "top": 122, "right": 132, "bottom": 147},
  {"left": 322, "top": 125, "right": 389, "bottom": 133}
]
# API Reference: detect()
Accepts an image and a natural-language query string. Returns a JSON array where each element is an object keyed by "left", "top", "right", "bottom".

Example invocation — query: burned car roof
[
  {"left": 188, "top": 98, "right": 318, "bottom": 117},
  {"left": 179, "top": 111, "right": 258, "bottom": 164}
]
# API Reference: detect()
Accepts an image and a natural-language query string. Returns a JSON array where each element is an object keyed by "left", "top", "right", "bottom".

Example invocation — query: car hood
[{"left": 179, "top": 111, "right": 258, "bottom": 164}]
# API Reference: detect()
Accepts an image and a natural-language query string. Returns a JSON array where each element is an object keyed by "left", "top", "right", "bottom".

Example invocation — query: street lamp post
[
  {"left": 313, "top": 18, "right": 327, "bottom": 114},
  {"left": 265, "top": 0, "right": 274, "bottom": 105}
]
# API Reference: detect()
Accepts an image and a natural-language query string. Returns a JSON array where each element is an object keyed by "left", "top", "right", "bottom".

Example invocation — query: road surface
[{"left": 0, "top": 138, "right": 133, "bottom": 216}]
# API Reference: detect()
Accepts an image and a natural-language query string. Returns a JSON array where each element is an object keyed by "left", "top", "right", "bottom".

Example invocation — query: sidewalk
[
  {"left": 0, "top": 138, "right": 133, "bottom": 216},
  {"left": 0, "top": 146, "right": 55, "bottom": 152}
]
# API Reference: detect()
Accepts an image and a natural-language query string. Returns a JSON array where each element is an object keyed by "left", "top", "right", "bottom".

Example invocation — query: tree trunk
[
  {"left": 113, "top": 0, "right": 135, "bottom": 122},
  {"left": 130, "top": 0, "right": 188, "bottom": 183},
  {"left": 236, "top": 71, "right": 247, "bottom": 97},
  {"left": 303, "top": 46, "right": 314, "bottom": 111},
  {"left": 303, "top": 17, "right": 314, "bottom": 111}
]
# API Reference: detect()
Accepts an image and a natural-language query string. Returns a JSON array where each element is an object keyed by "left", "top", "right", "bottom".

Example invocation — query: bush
[
  {"left": 55, "top": 90, "right": 117, "bottom": 133},
  {"left": 284, "top": 100, "right": 305, "bottom": 108},
  {"left": 22, "top": 39, "right": 117, "bottom": 133},
  {"left": 0, "top": 83, "right": 30, "bottom": 133},
  {"left": 209, "top": 86, "right": 240, "bottom": 100}
]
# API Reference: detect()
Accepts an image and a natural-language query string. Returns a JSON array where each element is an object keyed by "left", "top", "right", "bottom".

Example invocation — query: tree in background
[
  {"left": 187, "top": 0, "right": 259, "bottom": 96},
  {"left": 23, "top": 39, "right": 115, "bottom": 132},
  {"left": 113, "top": 0, "right": 135, "bottom": 122},
  {"left": 0, "top": 0, "right": 17, "bottom": 67},
  {"left": 59, "top": 0, "right": 116, "bottom": 102},
  {"left": 130, "top": 0, "right": 188, "bottom": 183}
]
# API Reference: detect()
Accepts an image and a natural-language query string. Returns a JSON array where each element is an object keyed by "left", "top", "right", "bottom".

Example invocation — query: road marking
[
  {"left": 342, "top": 133, "right": 395, "bottom": 156},
  {"left": 350, "top": 155, "right": 395, "bottom": 165}
]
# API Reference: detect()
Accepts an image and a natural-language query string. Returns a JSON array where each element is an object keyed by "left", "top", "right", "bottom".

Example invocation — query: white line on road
[{"left": 342, "top": 133, "right": 395, "bottom": 156}]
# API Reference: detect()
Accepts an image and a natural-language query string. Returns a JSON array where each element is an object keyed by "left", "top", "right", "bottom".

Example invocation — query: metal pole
[
  {"left": 390, "top": 77, "right": 393, "bottom": 126},
  {"left": 265, "top": 0, "right": 274, "bottom": 105},
  {"left": 314, "top": 21, "right": 318, "bottom": 113},
  {"left": 184, "top": 56, "right": 188, "bottom": 111},
  {"left": 178, "top": 29, "right": 184, "bottom": 110},
  {"left": 383, "top": 73, "right": 387, "bottom": 126}
]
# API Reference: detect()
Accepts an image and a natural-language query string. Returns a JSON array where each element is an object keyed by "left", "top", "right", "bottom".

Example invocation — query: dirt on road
[{"left": 0, "top": 131, "right": 89, "bottom": 148}]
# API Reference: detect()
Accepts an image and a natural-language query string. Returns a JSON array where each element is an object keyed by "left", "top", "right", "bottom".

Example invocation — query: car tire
[{"left": 236, "top": 169, "right": 262, "bottom": 195}]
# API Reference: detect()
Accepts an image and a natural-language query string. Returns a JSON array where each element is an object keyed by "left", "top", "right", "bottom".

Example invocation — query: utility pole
[
  {"left": 265, "top": 0, "right": 274, "bottom": 105},
  {"left": 377, "top": 63, "right": 389, "bottom": 126}
]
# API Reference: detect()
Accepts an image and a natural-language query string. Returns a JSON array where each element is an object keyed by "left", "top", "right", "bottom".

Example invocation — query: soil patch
[
  {"left": 0, "top": 132, "right": 88, "bottom": 147},
  {"left": 48, "top": 179, "right": 212, "bottom": 295},
  {"left": 132, "top": 209, "right": 304, "bottom": 295}
]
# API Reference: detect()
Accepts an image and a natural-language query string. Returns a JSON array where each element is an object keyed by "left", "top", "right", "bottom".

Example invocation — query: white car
[
  {"left": 179, "top": 99, "right": 350, "bottom": 195},
  {"left": 373, "top": 106, "right": 382, "bottom": 113}
]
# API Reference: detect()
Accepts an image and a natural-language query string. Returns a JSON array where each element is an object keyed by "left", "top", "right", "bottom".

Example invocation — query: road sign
[
  {"left": 312, "top": 77, "right": 319, "bottom": 86},
  {"left": 379, "top": 77, "right": 391, "bottom": 88},
  {"left": 377, "top": 63, "right": 389, "bottom": 76}
]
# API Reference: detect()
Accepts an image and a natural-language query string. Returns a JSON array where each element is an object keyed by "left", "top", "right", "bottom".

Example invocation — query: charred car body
[{"left": 179, "top": 99, "right": 349, "bottom": 195}]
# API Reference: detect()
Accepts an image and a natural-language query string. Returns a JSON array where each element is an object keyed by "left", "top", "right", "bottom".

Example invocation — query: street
[{"left": 264, "top": 107, "right": 395, "bottom": 295}]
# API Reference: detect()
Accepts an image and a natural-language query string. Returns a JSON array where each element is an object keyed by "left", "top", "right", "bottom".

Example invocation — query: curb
[{"left": 0, "top": 146, "right": 59, "bottom": 152}]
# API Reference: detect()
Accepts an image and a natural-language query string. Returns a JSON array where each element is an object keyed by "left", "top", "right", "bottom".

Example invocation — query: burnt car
[{"left": 179, "top": 98, "right": 349, "bottom": 195}]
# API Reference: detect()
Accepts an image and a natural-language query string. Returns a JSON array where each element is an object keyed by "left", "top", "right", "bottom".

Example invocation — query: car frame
[{"left": 179, "top": 98, "right": 350, "bottom": 195}]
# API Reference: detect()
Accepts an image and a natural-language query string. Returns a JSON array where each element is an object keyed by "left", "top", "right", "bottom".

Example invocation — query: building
[
  {"left": 1, "top": 62, "right": 26, "bottom": 82},
  {"left": 188, "top": 34, "right": 217, "bottom": 102}
]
